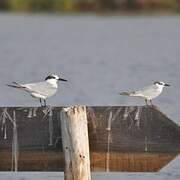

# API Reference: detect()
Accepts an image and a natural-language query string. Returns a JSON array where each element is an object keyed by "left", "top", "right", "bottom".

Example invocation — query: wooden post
[
  {"left": 60, "top": 106, "right": 91, "bottom": 180},
  {"left": 106, "top": 111, "right": 112, "bottom": 172}
]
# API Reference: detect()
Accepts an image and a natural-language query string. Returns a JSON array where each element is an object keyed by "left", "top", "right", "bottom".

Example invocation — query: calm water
[
  {"left": 0, "top": 13, "right": 180, "bottom": 124},
  {"left": 0, "top": 13, "right": 180, "bottom": 179}
]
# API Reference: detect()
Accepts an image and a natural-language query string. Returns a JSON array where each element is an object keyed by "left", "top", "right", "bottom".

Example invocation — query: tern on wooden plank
[
  {"left": 6, "top": 74, "right": 67, "bottom": 107},
  {"left": 119, "top": 81, "right": 170, "bottom": 105}
]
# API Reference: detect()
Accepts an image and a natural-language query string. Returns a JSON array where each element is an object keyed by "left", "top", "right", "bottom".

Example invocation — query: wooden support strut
[{"left": 60, "top": 105, "right": 91, "bottom": 180}]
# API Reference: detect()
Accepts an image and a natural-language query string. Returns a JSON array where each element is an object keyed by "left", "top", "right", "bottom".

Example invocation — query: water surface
[{"left": 0, "top": 13, "right": 179, "bottom": 123}]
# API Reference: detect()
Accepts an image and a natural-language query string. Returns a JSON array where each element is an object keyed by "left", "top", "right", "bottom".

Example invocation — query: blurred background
[
  {"left": 0, "top": 0, "right": 180, "bottom": 125},
  {"left": 0, "top": 0, "right": 180, "bottom": 12}
]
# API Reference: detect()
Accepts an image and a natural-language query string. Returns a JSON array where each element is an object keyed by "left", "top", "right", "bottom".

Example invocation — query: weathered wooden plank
[
  {"left": 0, "top": 150, "right": 64, "bottom": 171},
  {"left": 0, "top": 106, "right": 179, "bottom": 172},
  {"left": 0, "top": 150, "right": 176, "bottom": 172},
  {"left": 90, "top": 152, "right": 177, "bottom": 172},
  {"left": 87, "top": 106, "right": 180, "bottom": 152}
]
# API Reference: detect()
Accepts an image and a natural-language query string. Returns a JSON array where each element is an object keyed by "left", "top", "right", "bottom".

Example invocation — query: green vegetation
[{"left": 1, "top": 0, "right": 180, "bottom": 13}]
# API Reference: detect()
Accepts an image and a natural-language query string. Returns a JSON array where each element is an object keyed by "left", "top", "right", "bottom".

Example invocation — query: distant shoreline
[{"left": 0, "top": 10, "right": 180, "bottom": 17}]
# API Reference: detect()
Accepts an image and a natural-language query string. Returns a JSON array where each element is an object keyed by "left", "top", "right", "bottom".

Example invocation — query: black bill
[{"left": 58, "top": 78, "right": 67, "bottom": 82}]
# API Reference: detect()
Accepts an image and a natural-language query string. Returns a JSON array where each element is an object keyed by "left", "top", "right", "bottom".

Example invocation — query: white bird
[
  {"left": 6, "top": 74, "right": 67, "bottom": 107},
  {"left": 119, "top": 81, "right": 170, "bottom": 105}
]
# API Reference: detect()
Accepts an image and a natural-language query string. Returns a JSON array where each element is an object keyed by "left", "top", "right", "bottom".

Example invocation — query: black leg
[
  {"left": 39, "top": 98, "right": 43, "bottom": 107},
  {"left": 145, "top": 99, "right": 148, "bottom": 106},
  {"left": 44, "top": 99, "right": 47, "bottom": 107}
]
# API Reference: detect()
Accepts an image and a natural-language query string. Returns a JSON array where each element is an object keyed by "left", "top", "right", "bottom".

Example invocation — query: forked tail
[{"left": 119, "top": 91, "right": 135, "bottom": 96}]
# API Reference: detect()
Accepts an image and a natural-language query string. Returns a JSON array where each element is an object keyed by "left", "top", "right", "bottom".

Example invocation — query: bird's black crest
[
  {"left": 154, "top": 81, "right": 163, "bottom": 85},
  {"left": 45, "top": 75, "right": 56, "bottom": 81}
]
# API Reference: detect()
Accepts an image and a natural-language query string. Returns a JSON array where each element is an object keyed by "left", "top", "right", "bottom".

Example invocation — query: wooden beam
[
  {"left": 0, "top": 106, "right": 180, "bottom": 172},
  {"left": 60, "top": 106, "right": 91, "bottom": 180}
]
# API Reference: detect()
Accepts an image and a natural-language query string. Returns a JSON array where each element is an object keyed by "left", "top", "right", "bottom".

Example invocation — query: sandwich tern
[
  {"left": 119, "top": 81, "right": 170, "bottom": 105},
  {"left": 7, "top": 74, "right": 67, "bottom": 107}
]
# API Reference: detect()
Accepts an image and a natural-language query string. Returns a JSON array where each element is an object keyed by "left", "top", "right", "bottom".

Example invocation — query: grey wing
[
  {"left": 23, "top": 82, "right": 57, "bottom": 97},
  {"left": 135, "top": 84, "right": 157, "bottom": 96}
]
